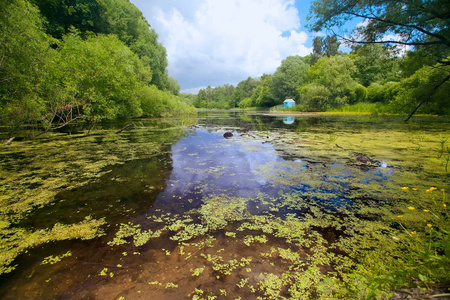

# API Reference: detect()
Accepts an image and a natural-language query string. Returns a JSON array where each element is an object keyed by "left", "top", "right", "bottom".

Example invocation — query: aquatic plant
[{"left": 41, "top": 251, "right": 72, "bottom": 265}]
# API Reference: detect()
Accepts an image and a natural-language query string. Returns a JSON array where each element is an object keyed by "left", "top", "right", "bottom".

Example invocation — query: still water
[{"left": 0, "top": 112, "right": 448, "bottom": 299}]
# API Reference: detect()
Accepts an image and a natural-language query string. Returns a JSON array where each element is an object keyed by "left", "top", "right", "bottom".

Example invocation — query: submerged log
[
  {"left": 115, "top": 123, "right": 134, "bottom": 134},
  {"left": 4, "top": 137, "right": 14, "bottom": 145}
]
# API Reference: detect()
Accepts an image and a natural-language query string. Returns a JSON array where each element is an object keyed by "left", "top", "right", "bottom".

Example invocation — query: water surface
[{"left": 0, "top": 112, "right": 448, "bottom": 299}]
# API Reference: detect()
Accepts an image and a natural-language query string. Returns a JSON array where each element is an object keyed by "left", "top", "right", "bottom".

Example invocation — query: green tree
[
  {"left": 43, "top": 32, "right": 152, "bottom": 128},
  {"left": 352, "top": 44, "right": 401, "bottom": 86},
  {"left": 232, "top": 77, "right": 259, "bottom": 106},
  {"left": 166, "top": 77, "right": 181, "bottom": 95},
  {"left": 298, "top": 56, "right": 367, "bottom": 111},
  {"left": 298, "top": 83, "right": 332, "bottom": 111},
  {"left": 30, "top": 0, "right": 108, "bottom": 39},
  {"left": 238, "top": 97, "right": 253, "bottom": 109},
  {"left": 196, "top": 89, "right": 207, "bottom": 108},
  {"left": 311, "top": 35, "right": 341, "bottom": 63},
  {"left": 139, "top": 85, "right": 196, "bottom": 117},
  {"left": 269, "top": 56, "right": 309, "bottom": 102},
  {"left": 0, "top": 0, "right": 52, "bottom": 132},
  {"left": 32, "top": 0, "right": 171, "bottom": 91},
  {"left": 103, "top": 0, "right": 169, "bottom": 90},
  {"left": 392, "top": 64, "right": 450, "bottom": 115},
  {"left": 252, "top": 74, "right": 274, "bottom": 107},
  {"left": 309, "top": 0, "right": 449, "bottom": 57},
  {"left": 308, "top": 0, "right": 450, "bottom": 118}
]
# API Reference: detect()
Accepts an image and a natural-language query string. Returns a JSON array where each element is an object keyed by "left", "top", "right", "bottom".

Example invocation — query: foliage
[
  {"left": 252, "top": 74, "right": 274, "bottom": 107},
  {"left": 269, "top": 56, "right": 309, "bottom": 102},
  {"left": 308, "top": 0, "right": 450, "bottom": 117},
  {"left": 45, "top": 32, "right": 151, "bottom": 126},
  {"left": 32, "top": 0, "right": 174, "bottom": 91},
  {"left": 351, "top": 44, "right": 401, "bottom": 87},
  {"left": 298, "top": 56, "right": 367, "bottom": 111},
  {"left": 391, "top": 63, "right": 450, "bottom": 115},
  {"left": 102, "top": 0, "right": 171, "bottom": 90},
  {"left": 0, "top": 0, "right": 195, "bottom": 135},
  {"left": 0, "top": 0, "right": 52, "bottom": 131},
  {"left": 308, "top": 0, "right": 450, "bottom": 60},
  {"left": 195, "top": 85, "right": 236, "bottom": 109},
  {"left": 30, "top": 0, "right": 108, "bottom": 39},
  {"left": 233, "top": 77, "right": 260, "bottom": 106},
  {"left": 238, "top": 97, "right": 253, "bottom": 109},
  {"left": 311, "top": 35, "right": 341, "bottom": 63}
]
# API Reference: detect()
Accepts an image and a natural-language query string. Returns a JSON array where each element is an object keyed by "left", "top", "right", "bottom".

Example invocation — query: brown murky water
[{"left": 0, "top": 112, "right": 449, "bottom": 299}]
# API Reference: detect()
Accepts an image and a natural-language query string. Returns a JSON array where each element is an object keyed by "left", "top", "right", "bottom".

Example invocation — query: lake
[{"left": 0, "top": 111, "right": 449, "bottom": 299}]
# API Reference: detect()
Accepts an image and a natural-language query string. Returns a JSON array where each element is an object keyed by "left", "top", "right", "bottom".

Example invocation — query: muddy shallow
[{"left": 0, "top": 112, "right": 449, "bottom": 299}]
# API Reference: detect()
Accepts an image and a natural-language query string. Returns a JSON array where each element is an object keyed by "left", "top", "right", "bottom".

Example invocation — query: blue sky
[{"left": 130, "top": 0, "right": 347, "bottom": 93}]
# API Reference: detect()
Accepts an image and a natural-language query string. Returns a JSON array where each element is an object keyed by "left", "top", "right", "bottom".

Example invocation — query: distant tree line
[
  {"left": 0, "top": 0, "right": 195, "bottom": 136},
  {"left": 194, "top": 42, "right": 449, "bottom": 115}
]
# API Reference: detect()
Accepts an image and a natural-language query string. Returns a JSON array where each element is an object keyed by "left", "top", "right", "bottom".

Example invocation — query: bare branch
[
  {"left": 331, "top": 29, "right": 443, "bottom": 47},
  {"left": 405, "top": 73, "right": 450, "bottom": 122},
  {"left": 46, "top": 116, "right": 84, "bottom": 131},
  {"left": 342, "top": 10, "right": 450, "bottom": 47}
]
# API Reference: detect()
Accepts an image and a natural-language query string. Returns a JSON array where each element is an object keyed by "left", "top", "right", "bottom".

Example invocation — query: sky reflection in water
[{"left": 151, "top": 125, "right": 393, "bottom": 212}]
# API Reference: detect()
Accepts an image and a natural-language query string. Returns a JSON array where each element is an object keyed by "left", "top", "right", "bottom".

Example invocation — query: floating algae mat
[{"left": 0, "top": 113, "right": 449, "bottom": 299}]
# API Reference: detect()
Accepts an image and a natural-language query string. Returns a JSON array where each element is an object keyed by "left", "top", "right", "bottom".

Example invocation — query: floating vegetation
[
  {"left": 102, "top": 186, "right": 448, "bottom": 298},
  {"left": 0, "top": 113, "right": 449, "bottom": 299},
  {"left": 0, "top": 216, "right": 105, "bottom": 275},
  {"left": 41, "top": 251, "right": 72, "bottom": 265},
  {"left": 0, "top": 121, "right": 189, "bottom": 276}
]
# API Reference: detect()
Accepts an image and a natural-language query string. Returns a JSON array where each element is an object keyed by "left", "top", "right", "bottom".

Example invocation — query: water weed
[{"left": 1, "top": 113, "right": 449, "bottom": 299}]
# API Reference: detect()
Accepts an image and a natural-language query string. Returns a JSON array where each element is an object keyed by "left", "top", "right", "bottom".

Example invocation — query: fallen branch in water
[
  {"left": 115, "top": 123, "right": 134, "bottom": 134},
  {"left": 4, "top": 137, "right": 14, "bottom": 145}
]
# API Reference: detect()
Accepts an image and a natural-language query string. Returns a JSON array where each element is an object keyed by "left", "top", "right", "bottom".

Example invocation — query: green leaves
[
  {"left": 270, "top": 56, "right": 309, "bottom": 102},
  {"left": 46, "top": 32, "right": 152, "bottom": 124},
  {"left": 1, "top": 0, "right": 194, "bottom": 134},
  {"left": 0, "top": 0, "right": 52, "bottom": 129},
  {"left": 298, "top": 56, "right": 366, "bottom": 111}
]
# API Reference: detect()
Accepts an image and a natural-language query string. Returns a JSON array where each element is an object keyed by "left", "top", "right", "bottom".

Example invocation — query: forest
[
  {"left": 195, "top": 41, "right": 450, "bottom": 116},
  {"left": 0, "top": 0, "right": 196, "bottom": 137}
]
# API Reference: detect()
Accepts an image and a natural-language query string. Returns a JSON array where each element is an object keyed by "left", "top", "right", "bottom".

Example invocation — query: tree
[
  {"left": 311, "top": 35, "right": 341, "bottom": 63},
  {"left": 43, "top": 32, "right": 152, "bottom": 128},
  {"left": 269, "top": 56, "right": 309, "bottom": 102},
  {"left": 308, "top": 0, "right": 450, "bottom": 119},
  {"left": 252, "top": 74, "right": 274, "bottom": 107},
  {"left": 232, "top": 77, "right": 259, "bottom": 106},
  {"left": 309, "top": 0, "right": 449, "bottom": 57},
  {"left": 298, "top": 56, "right": 367, "bottom": 111},
  {"left": 392, "top": 64, "right": 450, "bottom": 116},
  {"left": 0, "top": 0, "right": 52, "bottom": 132},
  {"left": 30, "top": 0, "right": 108, "bottom": 39},
  {"left": 103, "top": 0, "right": 169, "bottom": 90},
  {"left": 351, "top": 44, "right": 401, "bottom": 86},
  {"left": 32, "top": 0, "right": 171, "bottom": 91}
]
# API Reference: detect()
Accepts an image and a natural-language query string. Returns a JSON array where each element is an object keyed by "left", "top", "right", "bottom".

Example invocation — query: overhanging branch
[{"left": 405, "top": 73, "right": 450, "bottom": 122}]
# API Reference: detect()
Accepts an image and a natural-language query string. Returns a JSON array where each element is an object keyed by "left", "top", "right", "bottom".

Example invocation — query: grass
[
  {"left": 328, "top": 102, "right": 392, "bottom": 115},
  {"left": 270, "top": 102, "right": 393, "bottom": 116}
]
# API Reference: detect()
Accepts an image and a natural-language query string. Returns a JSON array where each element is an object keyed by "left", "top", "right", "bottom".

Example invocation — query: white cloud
[{"left": 131, "top": 0, "right": 312, "bottom": 93}]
